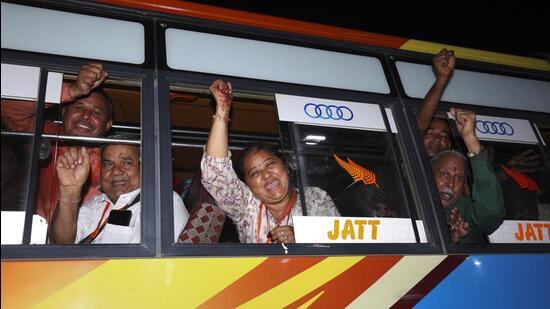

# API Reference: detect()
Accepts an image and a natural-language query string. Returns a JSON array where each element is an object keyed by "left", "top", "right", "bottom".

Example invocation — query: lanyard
[
  {"left": 79, "top": 193, "right": 141, "bottom": 244},
  {"left": 256, "top": 190, "right": 297, "bottom": 243}
]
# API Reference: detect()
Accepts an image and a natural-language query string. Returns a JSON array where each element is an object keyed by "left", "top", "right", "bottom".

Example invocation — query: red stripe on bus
[
  {"left": 390, "top": 255, "right": 468, "bottom": 308},
  {"left": 97, "top": 0, "right": 409, "bottom": 49},
  {"left": 198, "top": 256, "right": 326, "bottom": 308},
  {"left": 285, "top": 256, "right": 403, "bottom": 308}
]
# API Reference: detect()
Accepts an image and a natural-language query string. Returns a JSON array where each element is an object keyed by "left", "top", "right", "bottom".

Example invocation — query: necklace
[{"left": 256, "top": 189, "right": 297, "bottom": 243}]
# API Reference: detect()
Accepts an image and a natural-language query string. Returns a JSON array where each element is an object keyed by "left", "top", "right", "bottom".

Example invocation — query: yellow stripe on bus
[
  {"left": 401, "top": 40, "right": 550, "bottom": 71},
  {"left": 34, "top": 257, "right": 267, "bottom": 308},
  {"left": 238, "top": 256, "right": 363, "bottom": 308},
  {"left": 347, "top": 255, "right": 446, "bottom": 308}
]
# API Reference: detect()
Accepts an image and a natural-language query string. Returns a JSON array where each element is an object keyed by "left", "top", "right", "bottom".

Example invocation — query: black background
[{"left": 185, "top": 0, "right": 549, "bottom": 58}]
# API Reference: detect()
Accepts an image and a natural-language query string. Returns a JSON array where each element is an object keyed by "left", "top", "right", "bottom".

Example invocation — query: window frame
[
  {"left": 1, "top": 50, "right": 156, "bottom": 259},
  {"left": 160, "top": 70, "right": 445, "bottom": 257}
]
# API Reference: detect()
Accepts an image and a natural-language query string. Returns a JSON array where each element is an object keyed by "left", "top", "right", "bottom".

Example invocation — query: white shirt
[{"left": 76, "top": 188, "right": 189, "bottom": 244}]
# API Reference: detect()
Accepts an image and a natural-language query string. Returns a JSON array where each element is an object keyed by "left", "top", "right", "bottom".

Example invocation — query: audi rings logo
[
  {"left": 303, "top": 103, "right": 354, "bottom": 121},
  {"left": 475, "top": 120, "right": 514, "bottom": 136}
]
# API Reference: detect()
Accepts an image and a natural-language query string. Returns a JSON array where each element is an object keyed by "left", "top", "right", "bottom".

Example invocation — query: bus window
[
  {"left": 1, "top": 64, "right": 41, "bottom": 244},
  {"left": 170, "top": 83, "right": 280, "bottom": 244},
  {"left": 442, "top": 113, "right": 550, "bottom": 244},
  {"left": 478, "top": 121, "right": 550, "bottom": 244},
  {"left": 277, "top": 94, "right": 425, "bottom": 244},
  {"left": 536, "top": 123, "right": 550, "bottom": 221},
  {"left": 2, "top": 63, "right": 143, "bottom": 245}
]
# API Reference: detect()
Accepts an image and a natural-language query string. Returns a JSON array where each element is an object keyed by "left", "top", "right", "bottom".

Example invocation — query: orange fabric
[
  {"left": 500, "top": 164, "right": 539, "bottom": 192},
  {"left": 1, "top": 83, "right": 102, "bottom": 223}
]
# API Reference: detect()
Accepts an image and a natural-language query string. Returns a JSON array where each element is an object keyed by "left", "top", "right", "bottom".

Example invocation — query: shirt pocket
[{"left": 100, "top": 223, "right": 135, "bottom": 243}]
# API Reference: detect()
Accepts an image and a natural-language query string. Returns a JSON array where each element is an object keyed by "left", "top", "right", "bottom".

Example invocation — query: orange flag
[
  {"left": 334, "top": 154, "right": 379, "bottom": 189},
  {"left": 500, "top": 164, "right": 539, "bottom": 192}
]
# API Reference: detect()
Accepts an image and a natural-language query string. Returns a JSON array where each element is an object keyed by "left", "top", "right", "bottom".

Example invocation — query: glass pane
[
  {"left": 290, "top": 120, "right": 424, "bottom": 244},
  {"left": 294, "top": 125, "right": 412, "bottom": 219},
  {"left": 1, "top": 98, "right": 36, "bottom": 244}
]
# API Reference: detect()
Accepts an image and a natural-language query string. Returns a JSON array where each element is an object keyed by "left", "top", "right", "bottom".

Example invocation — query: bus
[{"left": 1, "top": 1, "right": 549, "bottom": 308}]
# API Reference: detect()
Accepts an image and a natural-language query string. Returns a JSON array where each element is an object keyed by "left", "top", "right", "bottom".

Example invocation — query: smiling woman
[{"left": 200, "top": 80, "right": 340, "bottom": 243}]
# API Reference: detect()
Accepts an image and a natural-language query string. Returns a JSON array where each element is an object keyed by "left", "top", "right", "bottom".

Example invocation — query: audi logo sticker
[
  {"left": 475, "top": 120, "right": 515, "bottom": 136},
  {"left": 303, "top": 103, "right": 354, "bottom": 121}
]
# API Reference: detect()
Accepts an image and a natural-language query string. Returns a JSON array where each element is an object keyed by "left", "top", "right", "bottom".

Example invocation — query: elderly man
[
  {"left": 1, "top": 63, "right": 112, "bottom": 222},
  {"left": 431, "top": 108, "right": 504, "bottom": 243},
  {"left": 51, "top": 141, "right": 188, "bottom": 244}
]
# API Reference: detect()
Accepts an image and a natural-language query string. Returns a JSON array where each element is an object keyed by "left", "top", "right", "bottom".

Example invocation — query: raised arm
[
  {"left": 64, "top": 63, "right": 108, "bottom": 102},
  {"left": 451, "top": 108, "right": 504, "bottom": 234},
  {"left": 1, "top": 63, "right": 108, "bottom": 132},
  {"left": 416, "top": 48, "right": 455, "bottom": 135},
  {"left": 205, "top": 80, "right": 233, "bottom": 158},
  {"left": 450, "top": 108, "right": 481, "bottom": 155},
  {"left": 51, "top": 146, "right": 90, "bottom": 244}
]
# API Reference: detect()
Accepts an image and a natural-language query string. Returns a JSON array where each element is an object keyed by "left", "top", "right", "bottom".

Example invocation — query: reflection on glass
[{"left": 295, "top": 125, "right": 411, "bottom": 219}]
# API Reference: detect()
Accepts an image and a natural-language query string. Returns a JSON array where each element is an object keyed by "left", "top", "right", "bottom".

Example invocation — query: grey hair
[
  {"left": 430, "top": 149, "right": 467, "bottom": 166},
  {"left": 100, "top": 133, "right": 141, "bottom": 154}
]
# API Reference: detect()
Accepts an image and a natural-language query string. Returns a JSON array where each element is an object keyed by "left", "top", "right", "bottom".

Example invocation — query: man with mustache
[
  {"left": 1, "top": 63, "right": 112, "bottom": 223},
  {"left": 431, "top": 108, "right": 504, "bottom": 243},
  {"left": 51, "top": 141, "right": 188, "bottom": 244}
]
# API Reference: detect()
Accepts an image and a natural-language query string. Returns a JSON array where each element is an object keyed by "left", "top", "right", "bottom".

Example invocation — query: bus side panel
[{"left": 2, "top": 255, "right": 548, "bottom": 308}]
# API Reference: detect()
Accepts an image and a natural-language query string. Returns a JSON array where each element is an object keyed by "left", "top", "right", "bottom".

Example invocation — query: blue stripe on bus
[{"left": 415, "top": 255, "right": 550, "bottom": 308}]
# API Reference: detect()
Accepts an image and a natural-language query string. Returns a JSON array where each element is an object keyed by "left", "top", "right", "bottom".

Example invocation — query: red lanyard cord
[
  {"left": 79, "top": 201, "right": 111, "bottom": 244},
  {"left": 78, "top": 193, "right": 141, "bottom": 244},
  {"left": 256, "top": 190, "right": 297, "bottom": 243}
]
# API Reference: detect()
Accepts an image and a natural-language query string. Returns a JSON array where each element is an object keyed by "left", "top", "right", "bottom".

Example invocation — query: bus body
[{"left": 1, "top": 1, "right": 549, "bottom": 308}]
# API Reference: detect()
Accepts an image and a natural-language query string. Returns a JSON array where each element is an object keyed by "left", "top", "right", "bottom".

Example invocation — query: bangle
[
  {"left": 59, "top": 197, "right": 81, "bottom": 204},
  {"left": 212, "top": 114, "right": 230, "bottom": 122}
]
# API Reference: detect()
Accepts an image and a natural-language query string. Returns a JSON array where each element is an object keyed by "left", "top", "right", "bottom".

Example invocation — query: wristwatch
[{"left": 467, "top": 146, "right": 484, "bottom": 158}]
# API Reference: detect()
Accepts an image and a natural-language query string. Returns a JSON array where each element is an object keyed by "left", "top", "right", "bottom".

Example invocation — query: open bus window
[
  {"left": 1, "top": 62, "right": 143, "bottom": 245},
  {"left": 48, "top": 73, "right": 142, "bottom": 245},
  {"left": 170, "top": 83, "right": 279, "bottom": 244}
]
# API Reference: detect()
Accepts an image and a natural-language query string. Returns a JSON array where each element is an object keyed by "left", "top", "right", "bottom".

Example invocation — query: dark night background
[{"left": 185, "top": 1, "right": 549, "bottom": 59}]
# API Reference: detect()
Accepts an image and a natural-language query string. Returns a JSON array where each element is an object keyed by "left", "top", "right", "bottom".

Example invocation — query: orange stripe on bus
[
  {"left": 1, "top": 260, "right": 107, "bottom": 309},
  {"left": 198, "top": 256, "right": 326, "bottom": 308},
  {"left": 97, "top": 0, "right": 409, "bottom": 49},
  {"left": 285, "top": 256, "right": 403, "bottom": 308}
]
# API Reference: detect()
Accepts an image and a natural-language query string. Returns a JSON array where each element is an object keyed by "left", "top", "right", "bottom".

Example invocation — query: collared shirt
[
  {"left": 201, "top": 152, "right": 340, "bottom": 243},
  {"left": 1, "top": 97, "right": 102, "bottom": 222},
  {"left": 76, "top": 188, "right": 189, "bottom": 244}
]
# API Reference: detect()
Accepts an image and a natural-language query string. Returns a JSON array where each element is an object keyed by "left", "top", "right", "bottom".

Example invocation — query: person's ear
[{"left": 104, "top": 119, "right": 113, "bottom": 132}]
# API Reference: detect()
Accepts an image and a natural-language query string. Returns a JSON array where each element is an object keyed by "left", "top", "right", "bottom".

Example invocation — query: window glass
[
  {"left": 437, "top": 114, "right": 550, "bottom": 244},
  {"left": 1, "top": 87, "right": 37, "bottom": 244},
  {"left": 274, "top": 93, "right": 426, "bottom": 245}
]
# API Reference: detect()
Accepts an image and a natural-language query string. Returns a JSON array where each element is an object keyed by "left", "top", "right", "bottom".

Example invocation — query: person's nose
[
  {"left": 449, "top": 177, "right": 457, "bottom": 192},
  {"left": 80, "top": 108, "right": 92, "bottom": 119},
  {"left": 440, "top": 174, "right": 452, "bottom": 188},
  {"left": 111, "top": 164, "right": 124, "bottom": 176},
  {"left": 260, "top": 168, "right": 270, "bottom": 179}
]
